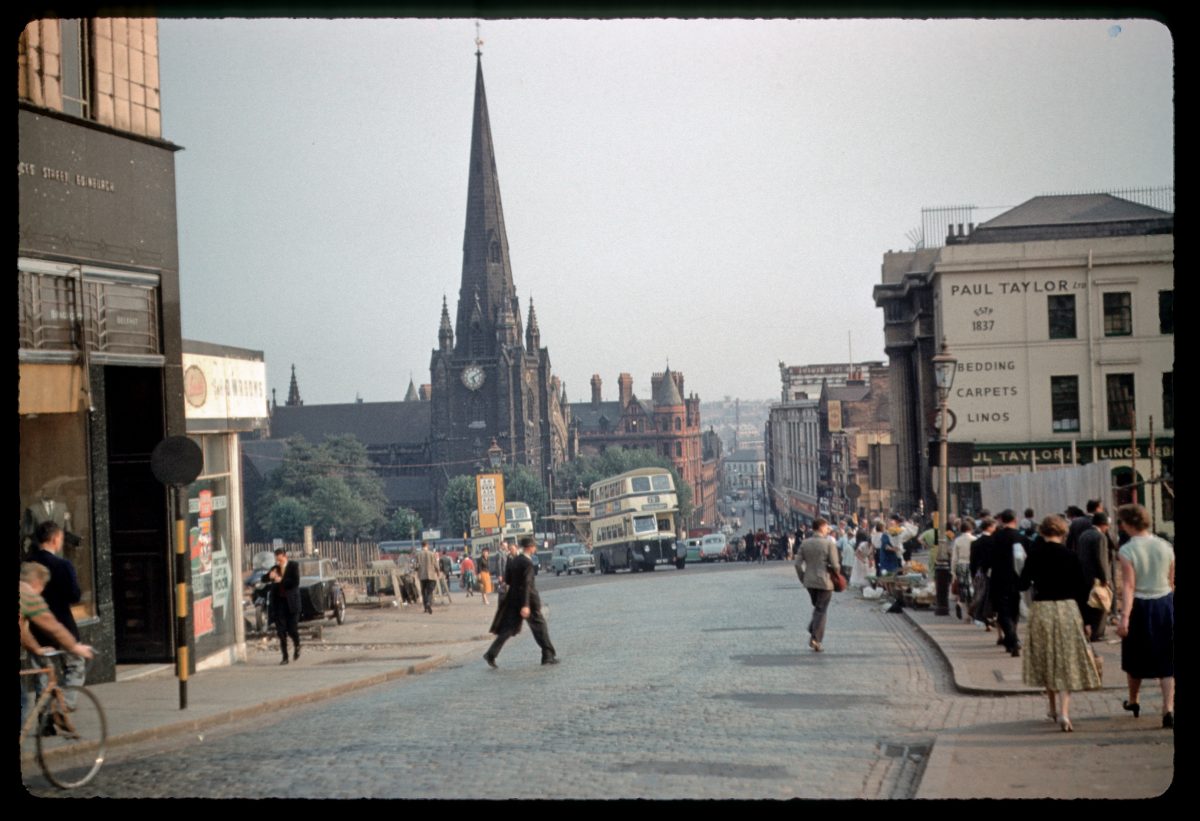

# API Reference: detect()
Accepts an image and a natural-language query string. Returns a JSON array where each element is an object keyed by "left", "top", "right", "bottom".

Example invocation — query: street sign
[
  {"left": 476, "top": 473, "right": 506, "bottom": 530},
  {"left": 422, "top": 529, "right": 442, "bottom": 541},
  {"left": 150, "top": 436, "right": 203, "bottom": 486}
]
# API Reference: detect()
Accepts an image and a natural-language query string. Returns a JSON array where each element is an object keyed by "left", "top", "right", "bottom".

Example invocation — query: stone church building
[{"left": 428, "top": 51, "right": 574, "bottom": 510}]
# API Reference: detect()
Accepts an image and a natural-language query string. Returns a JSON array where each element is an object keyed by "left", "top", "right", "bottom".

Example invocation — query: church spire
[
  {"left": 455, "top": 49, "right": 516, "bottom": 357},
  {"left": 526, "top": 296, "right": 540, "bottom": 350},
  {"left": 438, "top": 295, "right": 454, "bottom": 351},
  {"left": 404, "top": 374, "right": 420, "bottom": 402},
  {"left": 286, "top": 364, "right": 303, "bottom": 406}
]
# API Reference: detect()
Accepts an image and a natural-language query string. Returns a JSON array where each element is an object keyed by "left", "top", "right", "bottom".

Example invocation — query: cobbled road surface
[{"left": 45, "top": 562, "right": 1128, "bottom": 799}]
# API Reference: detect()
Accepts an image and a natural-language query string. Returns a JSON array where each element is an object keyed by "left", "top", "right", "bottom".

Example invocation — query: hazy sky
[{"left": 158, "top": 17, "right": 1173, "bottom": 405}]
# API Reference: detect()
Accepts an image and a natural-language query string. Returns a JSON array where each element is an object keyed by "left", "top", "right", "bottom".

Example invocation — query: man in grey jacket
[
  {"left": 416, "top": 541, "right": 439, "bottom": 614},
  {"left": 796, "top": 518, "right": 841, "bottom": 652}
]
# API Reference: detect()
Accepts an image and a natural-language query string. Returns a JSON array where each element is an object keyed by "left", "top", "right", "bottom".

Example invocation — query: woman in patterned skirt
[
  {"left": 1018, "top": 515, "right": 1102, "bottom": 731},
  {"left": 1115, "top": 504, "right": 1175, "bottom": 729}
]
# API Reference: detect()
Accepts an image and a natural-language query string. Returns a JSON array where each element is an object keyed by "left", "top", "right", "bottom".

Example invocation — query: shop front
[
  {"left": 181, "top": 341, "right": 269, "bottom": 669},
  {"left": 19, "top": 104, "right": 185, "bottom": 682}
]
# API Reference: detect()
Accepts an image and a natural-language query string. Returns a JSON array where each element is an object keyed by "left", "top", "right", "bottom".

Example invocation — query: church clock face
[{"left": 462, "top": 365, "right": 486, "bottom": 391}]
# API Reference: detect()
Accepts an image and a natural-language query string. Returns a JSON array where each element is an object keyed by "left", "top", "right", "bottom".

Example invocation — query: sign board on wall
[
  {"left": 938, "top": 270, "right": 1090, "bottom": 441},
  {"left": 182, "top": 352, "right": 268, "bottom": 422}
]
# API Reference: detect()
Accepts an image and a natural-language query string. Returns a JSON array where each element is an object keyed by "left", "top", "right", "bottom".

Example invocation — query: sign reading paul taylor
[
  {"left": 475, "top": 473, "right": 506, "bottom": 530},
  {"left": 937, "top": 268, "right": 1091, "bottom": 442}
]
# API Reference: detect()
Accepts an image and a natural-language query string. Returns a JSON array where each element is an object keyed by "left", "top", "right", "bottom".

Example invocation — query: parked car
[
  {"left": 679, "top": 537, "right": 703, "bottom": 563},
  {"left": 297, "top": 557, "right": 347, "bottom": 625},
  {"left": 699, "top": 533, "right": 731, "bottom": 562},
  {"left": 552, "top": 543, "right": 595, "bottom": 575}
]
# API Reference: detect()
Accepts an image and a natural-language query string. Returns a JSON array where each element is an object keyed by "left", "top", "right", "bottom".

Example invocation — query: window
[
  {"left": 1162, "top": 372, "right": 1173, "bottom": 429},
  {"left": 1159, "top": 290, "right": 1173, "bottom": 334},
  {"left": 1103, "top": 292, "right": 1132, "bottom": 336},
  {"left": 59, "top": 19, "right": 92, "bottom": 119},
  {"left": 1106, "top": 373, "right": 1135, "bottom": 431},
  {"left": 1047, "top": 295, "right": 1076, "bottom": 339},
  {"left": 675, "top": 442, "right": 683, "bottom": 457},
  {"left": 1050, "top": 376, "right": 1080, "bottom": 432}
]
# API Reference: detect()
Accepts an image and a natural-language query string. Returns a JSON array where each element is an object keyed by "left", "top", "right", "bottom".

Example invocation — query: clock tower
[{"left": 429, "top": 49, "right": 572, "bottom": 523}]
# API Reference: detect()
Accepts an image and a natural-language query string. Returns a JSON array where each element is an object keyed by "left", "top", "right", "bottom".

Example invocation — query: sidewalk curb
[
  {"left": 100, "top": 654, "right": 450, "bottom": 752},
  {"left": 898, "top": 609, "right": 1044, "bottom": 696}
]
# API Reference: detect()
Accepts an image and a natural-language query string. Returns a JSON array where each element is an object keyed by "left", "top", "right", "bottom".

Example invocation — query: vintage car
[
  {"left": 698, "top": 533, "right": 732, "bottom": 562},
  {"left": 552, "top": 543, "right": 595, "bottom": 575},
  {"left": 298, "top": 557, "right": 347, "bottom": 625}
]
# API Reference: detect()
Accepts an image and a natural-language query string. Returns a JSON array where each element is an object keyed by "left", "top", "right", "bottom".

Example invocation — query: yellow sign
[
  {"left": 475, "top": 473, "right": 506, "bottom": 530},
  {"left": 828, "top": 400, "right": 843, "bottom": 432}
]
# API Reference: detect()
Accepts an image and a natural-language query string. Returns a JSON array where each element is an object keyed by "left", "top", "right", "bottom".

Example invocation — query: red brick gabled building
[{"left": 570, "top": 366, "right": 719, "bottom": 530}]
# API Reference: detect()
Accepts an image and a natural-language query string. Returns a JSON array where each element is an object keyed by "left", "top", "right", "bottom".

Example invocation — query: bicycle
[{"left": 19, "top": 649, "right": 108, "bottom": 790}]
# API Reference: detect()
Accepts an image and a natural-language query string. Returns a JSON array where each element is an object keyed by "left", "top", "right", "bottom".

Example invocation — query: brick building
[{"left": 571, "top": 368, "right": 720, "bottom": 529}]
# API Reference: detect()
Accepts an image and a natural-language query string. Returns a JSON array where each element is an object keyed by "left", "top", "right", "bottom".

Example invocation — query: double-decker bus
[
  {"left": 469, "top": 501, "right": 535, "bottom": 563},
  {"left": 589, "top": 468, "right": 679, "bottom": 573}
]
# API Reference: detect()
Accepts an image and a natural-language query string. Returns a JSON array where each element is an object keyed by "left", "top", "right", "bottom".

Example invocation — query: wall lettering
[{"left": 19, "top": 161, "right": 115, "bottom": 193}]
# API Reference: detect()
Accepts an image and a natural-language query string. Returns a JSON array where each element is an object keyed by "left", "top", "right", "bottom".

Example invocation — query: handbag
[
  {"left": 1087, "top": 580, "right": 1112, "bottom": 613},
  {"left": 830, "top": 564, "right": 847, "bottom": 592},
  {"left": 951, "top": 577, "right": 959, "bottom": 596}
]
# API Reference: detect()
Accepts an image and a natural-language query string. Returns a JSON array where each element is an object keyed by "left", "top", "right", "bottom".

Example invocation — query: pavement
[{"left": 54, "top": 575, "right": 1175, "bottom": 800}]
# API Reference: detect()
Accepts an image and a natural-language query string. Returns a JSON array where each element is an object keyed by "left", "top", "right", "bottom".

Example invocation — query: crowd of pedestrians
[{"left": 947, "top": 500, "right": 1173, "bottom": 732}]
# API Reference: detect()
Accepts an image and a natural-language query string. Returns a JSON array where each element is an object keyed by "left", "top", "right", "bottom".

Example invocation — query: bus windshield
[
  {"left": 631, "top": 476, "right": 652, "bottom": 493},
  {"left": 633, "top": 515, "right": 658, "bottom": 534},
  {"left": 651, "top": 474, "right": 672, "bottom": 491}
]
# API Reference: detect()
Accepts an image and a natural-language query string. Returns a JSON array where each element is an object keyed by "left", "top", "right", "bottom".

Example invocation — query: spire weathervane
[{"left": 475, "top": 20, "right": 483, "bottom": 56}]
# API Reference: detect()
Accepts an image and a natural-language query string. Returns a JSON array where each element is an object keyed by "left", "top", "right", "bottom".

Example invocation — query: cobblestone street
[{"left": 48, "top": 563, "right": 1172, "bottom": 799}]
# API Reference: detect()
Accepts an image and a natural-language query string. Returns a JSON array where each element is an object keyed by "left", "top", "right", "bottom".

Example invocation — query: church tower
[{"left": 430, "top": 48, "right": 569, "bottom": 520}]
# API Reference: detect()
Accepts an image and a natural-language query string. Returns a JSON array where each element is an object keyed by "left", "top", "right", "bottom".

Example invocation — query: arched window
[{"left": 1111, "top": 466, "right": 1145, "bottom": 507}]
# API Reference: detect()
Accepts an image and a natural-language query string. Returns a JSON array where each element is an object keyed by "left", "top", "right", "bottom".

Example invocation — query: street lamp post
[{"left": 931, "top": 338, "right": 958, "bottom": 617}]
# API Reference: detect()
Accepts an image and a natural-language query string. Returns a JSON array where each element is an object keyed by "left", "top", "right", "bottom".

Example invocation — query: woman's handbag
[
  {"left": 951, "top": 577, "right": 960, "bottom": 596},
  {"left": 1087, "top": 580, "right": 1112, "bottom": 613}
]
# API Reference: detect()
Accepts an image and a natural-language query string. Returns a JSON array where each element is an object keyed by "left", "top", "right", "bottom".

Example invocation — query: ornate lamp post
[
  {"left": 486, "top": 437, "right": 504, "bottom": 470},
  {"left": 931, "top": 339, "right": 958, "bottom": 616}
]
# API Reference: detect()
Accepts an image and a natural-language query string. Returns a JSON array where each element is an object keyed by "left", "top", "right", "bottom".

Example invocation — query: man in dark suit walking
[
  {"left": 981, "top": 510, "right": 1028, "bottom": 657},
  {"left": 484, "top": 536, "right": 558, "bottom": 668},
  {"left": 267, "top": 548, "right": 302, "bottom": 664}
]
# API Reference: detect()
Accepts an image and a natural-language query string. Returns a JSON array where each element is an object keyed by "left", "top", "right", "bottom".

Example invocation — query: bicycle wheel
[{"left": 35, "top": 685, "right": 107, "bottom": 789}]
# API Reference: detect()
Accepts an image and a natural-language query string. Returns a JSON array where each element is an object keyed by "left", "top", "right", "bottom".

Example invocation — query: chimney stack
[
  {"left": 590, "top": 374, "right": 603, "bottom": 407},
  {"left": 618, "top": 373, "right": 633, "bottom": 409}
]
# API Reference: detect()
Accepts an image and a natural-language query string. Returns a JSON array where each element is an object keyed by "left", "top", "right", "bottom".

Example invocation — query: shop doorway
[{"left": 104, "top": 366, "right": 173, "bottom": 662}]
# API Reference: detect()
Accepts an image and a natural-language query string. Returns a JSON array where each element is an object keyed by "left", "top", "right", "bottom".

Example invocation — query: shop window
[
  {"left": 1050, "top": 375, "right": 1080, "bottom": 433},
  {"left": 1162, "top": 372, "right": 1173, "bottom": 430},
  {"left": 1159, "top": 290, "right": 1173, "bottom": 334},
  {"left": 1047, "top": 295, "right": 1076, "bottom": 339},
  {"left": 20, "top": 407, "right": 96, "bottom": 624},
  {"left": 1106, "top": 373, "right": 1135, "bottom": 431},
  {"left": 1103, "top": 292, "right": 1132, "bottom": 337}
]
